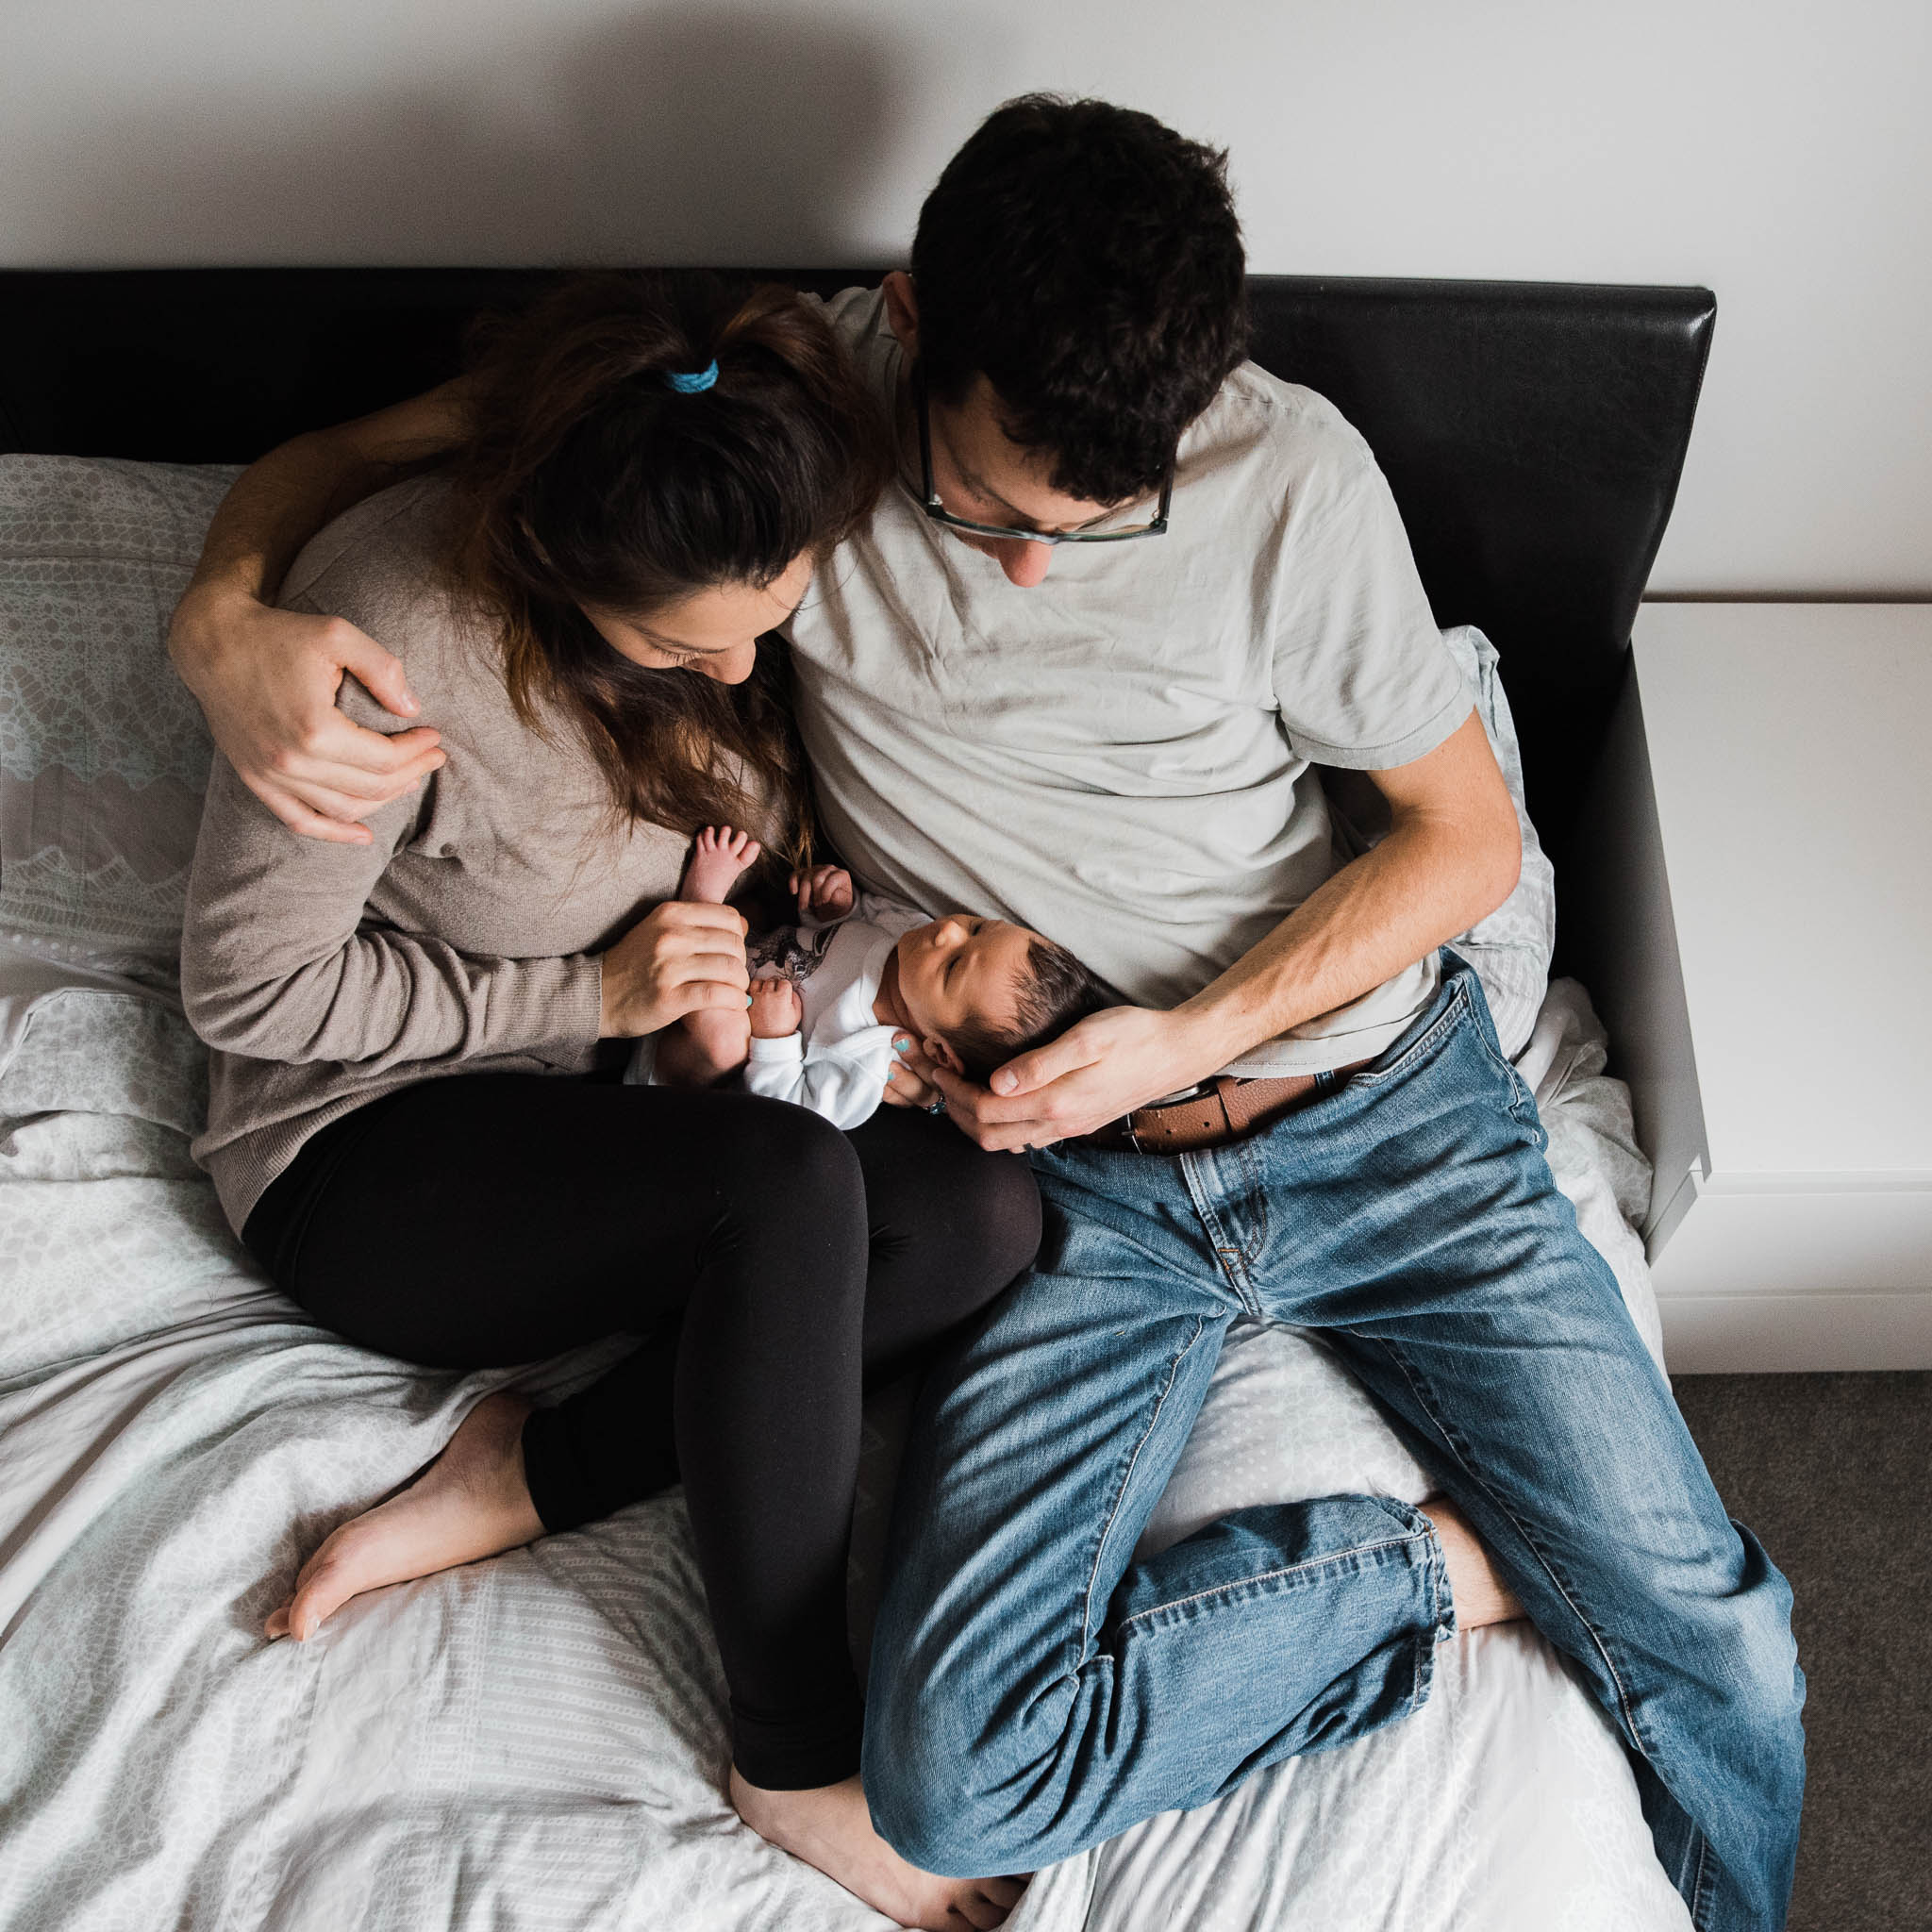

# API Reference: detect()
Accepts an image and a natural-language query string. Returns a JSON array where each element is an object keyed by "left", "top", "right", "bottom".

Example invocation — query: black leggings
[{"left": 242, "top": 1072, "right": 1041, "bottom": 1790}]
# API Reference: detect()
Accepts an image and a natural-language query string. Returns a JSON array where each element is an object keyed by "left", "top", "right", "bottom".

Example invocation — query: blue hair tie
[{"left": 665, "top": 360, "right": 719, "bottom": 394}]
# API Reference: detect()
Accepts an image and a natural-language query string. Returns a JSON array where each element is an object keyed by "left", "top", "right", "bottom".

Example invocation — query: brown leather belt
[{"left": 1080, "top": 1061, "right": 1374, "bottom": 1156}]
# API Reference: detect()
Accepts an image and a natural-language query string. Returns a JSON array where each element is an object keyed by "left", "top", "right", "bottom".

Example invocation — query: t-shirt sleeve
[{"left": 1269, "top": 417, "right": 1472, "bottom": 772}]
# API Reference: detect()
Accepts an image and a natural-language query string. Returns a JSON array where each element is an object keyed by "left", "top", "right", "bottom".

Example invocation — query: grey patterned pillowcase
[{"left": 0, "top": 456, "right": 242, "bottom": 970}]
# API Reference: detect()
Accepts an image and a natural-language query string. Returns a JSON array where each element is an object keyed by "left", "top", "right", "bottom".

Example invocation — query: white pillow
[{"left": 0, "top": 456, "right": 240, "bottom": 972}]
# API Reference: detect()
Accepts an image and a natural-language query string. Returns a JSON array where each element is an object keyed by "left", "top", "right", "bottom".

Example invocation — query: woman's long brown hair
[{"left": 443, "top": 271, "right": 891, "bottom": 865}]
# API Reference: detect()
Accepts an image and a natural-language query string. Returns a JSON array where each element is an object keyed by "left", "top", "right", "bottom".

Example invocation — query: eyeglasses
[{"left": 912, "top": 364, "right": 1172, "bottom": 546}]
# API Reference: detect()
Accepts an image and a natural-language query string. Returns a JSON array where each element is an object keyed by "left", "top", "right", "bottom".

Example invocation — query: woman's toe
[{"left": 285, "top": 1550, "right": 358, "bottom": 1639}]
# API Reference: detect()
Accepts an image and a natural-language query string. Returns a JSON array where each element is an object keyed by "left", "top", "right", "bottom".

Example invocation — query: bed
[{"left": 0, "top": 269, "right": 1714, "bottom": 1932}]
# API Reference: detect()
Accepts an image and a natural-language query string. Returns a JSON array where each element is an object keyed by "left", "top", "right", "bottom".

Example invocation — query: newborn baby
[{"left": 639, "top": 825, "right": 1105, "bottom": 1129}]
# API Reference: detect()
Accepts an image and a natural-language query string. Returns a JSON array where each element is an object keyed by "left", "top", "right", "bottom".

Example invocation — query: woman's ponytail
[{"left": 444, "top": 271, "right": 891, "bottom": 864}]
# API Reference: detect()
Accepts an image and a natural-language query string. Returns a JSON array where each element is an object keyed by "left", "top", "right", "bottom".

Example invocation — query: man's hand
[
  {"left": 170, "top": 587, "right": 445, "bottom": 844},
  {"left": 790, "top": 864, "right": 856, "bottom": 923},
  {"left": 916, "top": 1006, "right": 1215, "bottom": 1151}
]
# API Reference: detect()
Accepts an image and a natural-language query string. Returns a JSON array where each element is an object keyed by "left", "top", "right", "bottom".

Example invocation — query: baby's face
[{"left": 893, "top": 914, "right": 1038, "bottom": 1061}]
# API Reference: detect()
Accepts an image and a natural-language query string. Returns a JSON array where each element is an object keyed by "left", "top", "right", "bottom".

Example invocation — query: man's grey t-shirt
[{"left": 787, "top": 288, "right": 1472, "bottom": 1076}]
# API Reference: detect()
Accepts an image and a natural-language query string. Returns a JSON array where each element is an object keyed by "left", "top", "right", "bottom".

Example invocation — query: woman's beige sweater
[{"left": 182, "top": 480, "right": 690, "bottom": 1236}]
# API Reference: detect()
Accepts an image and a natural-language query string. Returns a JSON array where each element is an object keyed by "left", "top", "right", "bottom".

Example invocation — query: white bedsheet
[{"left": 0, "top": 961, "right": 1688, "bottom": 1932}]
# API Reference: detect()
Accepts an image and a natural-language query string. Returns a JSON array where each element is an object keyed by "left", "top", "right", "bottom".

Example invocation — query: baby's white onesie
[
  {"left": 741, "top": 892, "right": 924, "bottom": 1128},
  {"left": 627, "top": 892, "right": 924, "bottom": 1129}
]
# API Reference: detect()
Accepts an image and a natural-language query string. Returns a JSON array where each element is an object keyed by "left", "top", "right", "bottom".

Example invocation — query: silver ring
[{"left": 924, "top": 1096, "right": 947, "bottom": 1117}]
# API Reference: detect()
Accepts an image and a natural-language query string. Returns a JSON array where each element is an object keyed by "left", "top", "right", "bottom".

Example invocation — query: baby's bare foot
[
  {"left": 1424, "top": 1495, "right": 1524, "bottom": 1630},
  {"left": 683, "top": 824, "right": 762, "bottom": 904},
  {"left": 731, "top": 1769, "right": 1026, "bottom": 1931},
  {"left": 657, "top": 1006, "right": 753, "bottom": 1088},
  {"left": 264, "top": 1389, "right": 544, "bottom": 1643}
]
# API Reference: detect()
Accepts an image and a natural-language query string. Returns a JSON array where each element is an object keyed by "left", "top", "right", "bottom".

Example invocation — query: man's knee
[
  {"left": 862, "top": 1700, "right": 1040, "bottom": 1877},
  {"left": 1624, "top": 1520, "right": 1806, "bottom": 1804},
  {"left": 1722, "top": 1535, "right": 1807, "bottom": 1767}
]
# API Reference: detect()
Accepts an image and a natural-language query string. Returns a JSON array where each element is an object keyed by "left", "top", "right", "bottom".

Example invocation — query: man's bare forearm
[
  {"left": 1169, "top": 708, "right": 1522, "bottom": 1075},
  {"left": 175, "top": 380, "right": 474, "bottom": 621},
  {"left": 1171, "top": 802, "right": 1521, "bottom": 1074},
  {"left": 936, "top": 772, "right": 1522, "bottom": 1149},
  {"left": 180, "top": 429, "right": 387, "bottom": 613}
]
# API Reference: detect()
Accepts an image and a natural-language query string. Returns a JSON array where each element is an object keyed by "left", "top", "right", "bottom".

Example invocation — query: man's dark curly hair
[{"left": 910, "top": 94, "right": 1249, "bottom": 506}]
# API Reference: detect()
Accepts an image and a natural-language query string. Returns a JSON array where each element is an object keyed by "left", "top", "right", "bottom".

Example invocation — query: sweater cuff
[
  {"left": 539, "top": 953, "right": 607, "bottom": 1065},
  {"left": 747, "top": 1031, "right": 806, "bottom": 1063}
]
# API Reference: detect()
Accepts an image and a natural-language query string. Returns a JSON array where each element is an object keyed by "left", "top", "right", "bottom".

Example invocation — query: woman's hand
[
  {"left": 790, "top": 864, "right": 856, "bottom": 923},
  {"left": 169, "top": 586, "right": 445, "bottom": 844},
  {"left": 882, "top": 1033, "right": 941, "bottom": 1109},
  {"left": 597, "top": 901, "right": 750, "bottom": 1038}
]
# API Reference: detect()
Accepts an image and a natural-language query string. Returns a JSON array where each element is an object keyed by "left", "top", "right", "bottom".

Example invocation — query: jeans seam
[
  {"left": 1468, "top": 994, "right": 1540, "bottom": 1124},
  {"left": 1078, "top": 1314, "right": 1210, "bottom": 1654},
  {"left": 1116, "top": 1529, "right": 1430, "bottom": 1635},
  {"left": 1690, "top": 1835, "right": 1713, "bottom": 1930},
  {"left": 1372, "top": 1336, "right": 1650, "bottom": 1757},
  {"left": 1180, "top": 1155, "right": 1262, "bottom": 1315},
  {"left": 1235, "top": 1139, "right": 1269, "bottom": 1267},
  {"left": 1410, "top": 1521, "right": 1449, "bottom": 1715}
]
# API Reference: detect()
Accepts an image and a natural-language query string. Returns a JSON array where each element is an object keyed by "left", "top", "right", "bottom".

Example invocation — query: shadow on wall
[{"left": 36, "top": 6, "right": 921, "bottom": 265}]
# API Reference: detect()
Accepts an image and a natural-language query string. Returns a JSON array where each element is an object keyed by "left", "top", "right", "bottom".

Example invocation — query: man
[{"left": 170, "top": 96, "right": 1803, "bottom": 1931}]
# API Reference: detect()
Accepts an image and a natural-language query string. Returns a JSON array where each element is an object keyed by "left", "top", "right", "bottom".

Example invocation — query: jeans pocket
[
  {"left": 1456, "top": 980, "right": 1545, "bottom": 1141},
  {"left": 1347, "top": 980, "right": 1471, "bottom": 1093}
]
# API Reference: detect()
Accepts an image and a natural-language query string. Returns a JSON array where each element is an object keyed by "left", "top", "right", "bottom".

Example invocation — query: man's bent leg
[
  {"left": 1252, "top": 959, "right": 1805, "bottom": 1932},
  {"left": 862, "top": 1156, "right": 1453, "bottom": 1874}
]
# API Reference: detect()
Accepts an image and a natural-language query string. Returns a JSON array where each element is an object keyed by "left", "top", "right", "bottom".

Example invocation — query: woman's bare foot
[
  {"left": 730, "top": 1769, "right": 1026, "bottom": 1931},
  {"left": 264, "top": 1389, "right": 544, "bottom": 1642},
  {"left": 683, "top": 824, "right": 761, "bottom": 904},
  {"left": 1423, "top": 1495, "right": 1525, "bottom": 1630}
]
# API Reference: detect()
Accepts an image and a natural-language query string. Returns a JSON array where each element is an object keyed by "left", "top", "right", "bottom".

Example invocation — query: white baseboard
[{"left": 1661, "top": 1292, "right": 1932, "bottom": 1374}]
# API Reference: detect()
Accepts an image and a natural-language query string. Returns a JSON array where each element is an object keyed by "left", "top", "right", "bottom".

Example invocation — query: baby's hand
[
  {"left": 791, "top": 863, "right": 855, "bottom": 924},
  {"left": 749, "top": 976, "right": 804, "bottom": 1040}
]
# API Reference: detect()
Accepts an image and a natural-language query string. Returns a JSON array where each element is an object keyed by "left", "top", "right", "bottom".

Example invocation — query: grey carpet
[{"left": 1673, "top": 1372, "right": 1932, "bottom": 1932}]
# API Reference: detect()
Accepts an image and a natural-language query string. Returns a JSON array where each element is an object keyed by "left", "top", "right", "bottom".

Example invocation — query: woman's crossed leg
[{"left": 245, "top": 1071, "right": 1038, "bottom": 1930}]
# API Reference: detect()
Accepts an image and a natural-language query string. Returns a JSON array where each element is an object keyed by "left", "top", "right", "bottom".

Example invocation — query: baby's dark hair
[{"left": 950, "top": 934, "right": 1110, "bottom": 1081}]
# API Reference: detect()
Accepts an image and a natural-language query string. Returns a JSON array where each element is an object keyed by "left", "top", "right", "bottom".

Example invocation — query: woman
[{"left": 180, "top": 273, "right": 1033, "bottom": 1932}]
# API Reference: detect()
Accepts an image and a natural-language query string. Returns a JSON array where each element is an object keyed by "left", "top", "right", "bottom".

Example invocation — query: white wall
[{"left": 5, "top": 0, "right": 1928, "bottom": 595}]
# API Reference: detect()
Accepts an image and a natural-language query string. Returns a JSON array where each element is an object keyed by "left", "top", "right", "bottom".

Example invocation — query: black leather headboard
[{"left": 0, "top": 267, "right": 1714, "bottom": 900}]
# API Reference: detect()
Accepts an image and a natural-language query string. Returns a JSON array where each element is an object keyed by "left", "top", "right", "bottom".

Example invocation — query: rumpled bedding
[{"left": 0, "top": 961, "right": 1687, "bottom": 1932}]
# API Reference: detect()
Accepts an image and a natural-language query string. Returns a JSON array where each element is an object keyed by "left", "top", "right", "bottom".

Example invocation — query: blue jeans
[{"left": 863, "top": 956, "right": 1804, "bottom": 1931}]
